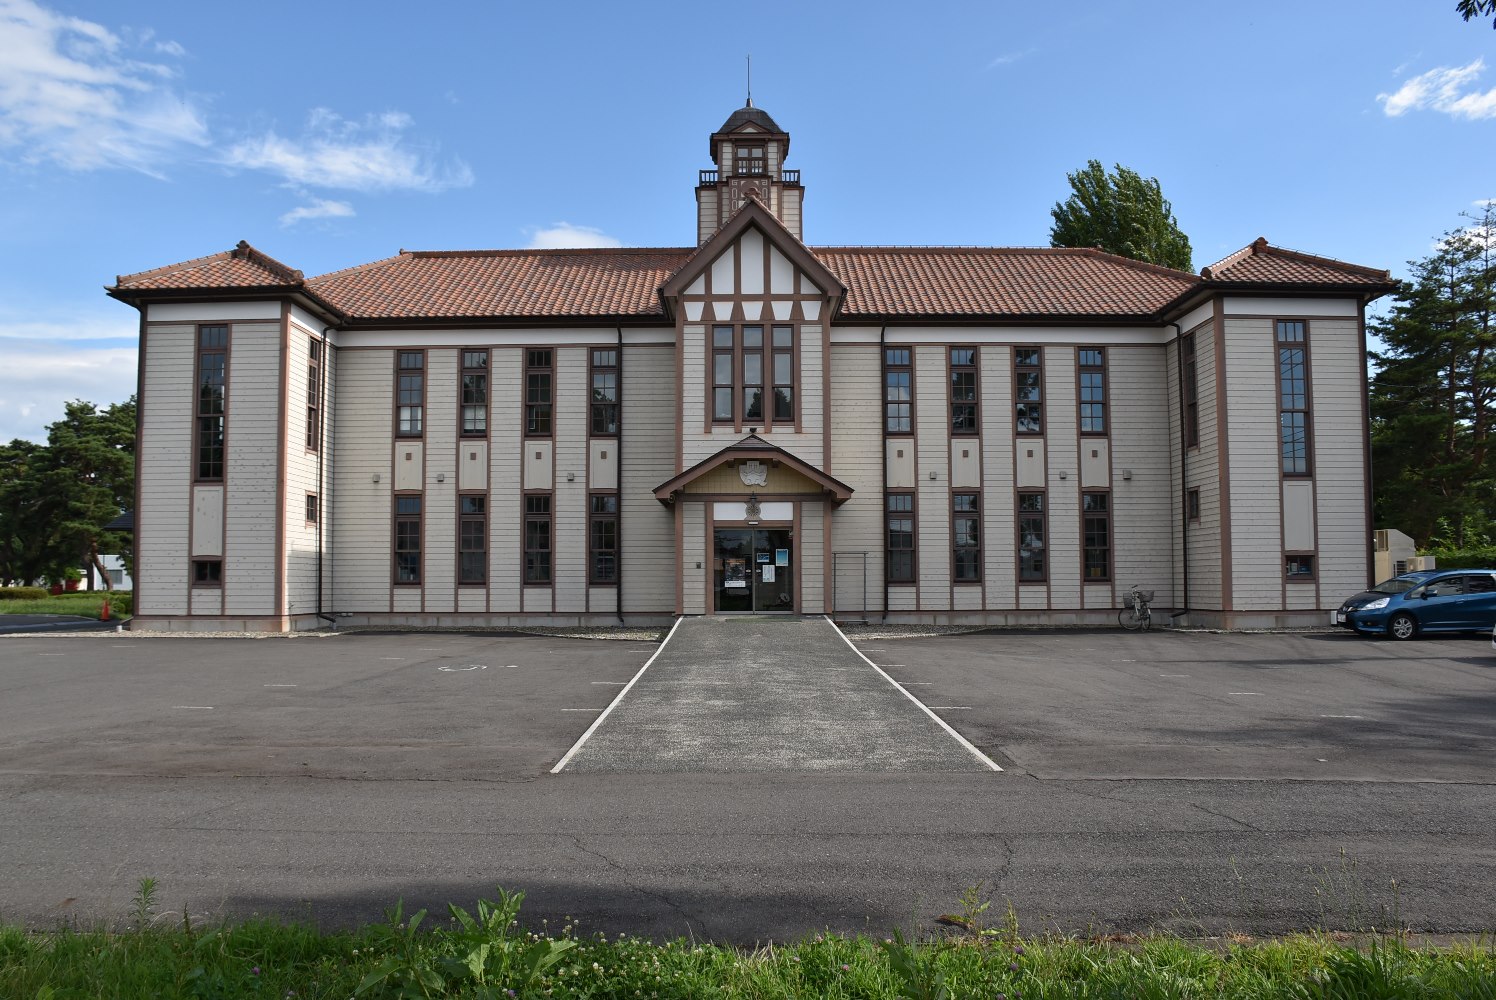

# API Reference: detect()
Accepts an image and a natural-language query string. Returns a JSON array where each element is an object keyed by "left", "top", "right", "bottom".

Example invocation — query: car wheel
[{"left": 1388, "top": 612, "right": 1418, "bottom": 641}]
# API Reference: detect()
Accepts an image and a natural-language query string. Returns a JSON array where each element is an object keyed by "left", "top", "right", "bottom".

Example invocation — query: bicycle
[{"left": 1118, "top": 587, "right": 1154, "bottom": 631}]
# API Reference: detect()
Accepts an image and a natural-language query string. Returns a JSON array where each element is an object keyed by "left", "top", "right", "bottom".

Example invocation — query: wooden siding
[
  {"left": 1311, "top": 316, "right": 1370, "bottom": 604},
  {"left": 555, "top": 347, "right": 587, "bottom": 613},
  {"left": 222, "top": 323, "right": 281, "bottom": 616},
  {"left": 620, "top": 346, "right": 678, "bottom": 612},
  {"left": 1108, "top": 344, "right": 1174, "bottom": 609},
  {"left": 330, "top": 349, "right": 394, "bottom": 611},
  {"left": 828, "top": 344, "right": 884, "bottom": 614},
  {"left": 139, "top": 325, "right": 195, "bottom": 615},
  {"left": 1223, "top": 317, "right": 1286, "bottom": 610},
  {"left": 914, "top": 345, "right": 949, "bottom": 608},
  {"left": 490, "top": 348, "right": 523, "bottom": 612}
]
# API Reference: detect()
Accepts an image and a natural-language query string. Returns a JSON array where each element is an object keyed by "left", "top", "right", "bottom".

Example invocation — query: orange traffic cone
[{"left": 101, "top": 597, "right": 111, "bottom": 622}]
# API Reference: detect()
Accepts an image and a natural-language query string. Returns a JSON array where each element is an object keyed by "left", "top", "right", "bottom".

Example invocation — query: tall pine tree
[{"left": 1049, "top": 160, "right": 1193, "bottom": 272}]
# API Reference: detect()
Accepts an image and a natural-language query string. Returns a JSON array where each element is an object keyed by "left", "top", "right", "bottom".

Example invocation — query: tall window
[
  {"left": 394, "top": 495, "right": 422, "bottom": 584},
  {"left": 950, "top": 348, "right": 978, "bottom": 434},
  {"left": 305, "top": 493, "right": 319, "bottom": 524},
  {"left": 1187, "top": 488, "right": 1201, "bottom": 522},
  {"left": 1182, "top": 333, "right": 1200, "bottom": 448},
  {"left": 459, "top": 495, "right": 486, "bottom": 585},
  {"left": 461, "top": 351, "right": 488, "bottom": 436},
  {"left": 1079, "top": 348, "right": 1106, "bottom": 434},
  {"left": 772, "top": 326, "right": 795, "bottom": 422},
  {"left": 952, "top": 492, "right": 981, "bottom": 582},
  {"left": 712, "top": 326, "right": 735, "bottom": 422},
  {"left": 524, "top": 494, "right": 552, "bottom": 584},
  {"left": 734, "top": 144, "right": 765, "bottom": 175},
  {"left": 396, "top": 351, "right": 424, "bottom": 437},
  {"left": 589, "top": 493, "right": 619, "bottom": 584},
  {"left": 887, "top": 492, "right": 916, "bottom": 582},
  {"left": 306, "top": 337, "right": 320, "bottom": 451},
  {"left": 590, "top": 349, "right": 619, "bottom": 436},
  {"left": 1018, "top": 492, "right": 1046, "bottom": 581},
  {"left": 884, "top": 347, "right": 913, "bottom": 434},
  {"left": 526, "top": 350, "right": 553, "bottom": 436},
  {"left": 1083, "top": 493, "right": 1111, "bottom": 581},
  {"left": 195, "top": 325, "right": 227, "bottom": 481},
  {"left": 1277, "top": 320, "right": 1310, "bottom": 475},
  {"left": 1014, "top": 348, "right": 1043, "bottom": 434},
  {"left": 741, "top": 325, "right": 764, "bottom": 421}
]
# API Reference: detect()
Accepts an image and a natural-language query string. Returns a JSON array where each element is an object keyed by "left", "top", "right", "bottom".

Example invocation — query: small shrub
[{"left": 0, "top": 586, "right": 49, "bottom": 601}]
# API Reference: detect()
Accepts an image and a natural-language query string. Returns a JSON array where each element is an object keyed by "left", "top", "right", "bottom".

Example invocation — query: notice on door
[
  {"left": 775, "top": 548, "right": 789, "bottom": 566},
  {"left": 761, "top": 565, "right": 776, "bottom": 583},
  {"left": 724, "top": 558, "right": 748, "bottom": 588}
]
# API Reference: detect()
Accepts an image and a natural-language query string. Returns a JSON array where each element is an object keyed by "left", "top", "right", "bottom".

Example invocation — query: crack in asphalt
[{"left": 565, "top": 835, "right": 702, "bottom": 934}]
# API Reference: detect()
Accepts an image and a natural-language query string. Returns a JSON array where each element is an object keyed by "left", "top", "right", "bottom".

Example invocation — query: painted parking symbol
[{"left": 437, "top": 663, "right": 489, "bottom": 672}]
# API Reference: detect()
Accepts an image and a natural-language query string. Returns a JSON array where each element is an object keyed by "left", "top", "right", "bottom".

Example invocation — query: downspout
[
  {"left": 315, "top": 323, "right": 337, "bottom": 628},
  {"left": 615, "top": 325, "right": 625, "bottom": 624},
  {"left": 1170, "top": 321, "right": 1190, "bottom": 624},
  {"left": 879, "top": 323, "right": 889, "bottom": 624}
]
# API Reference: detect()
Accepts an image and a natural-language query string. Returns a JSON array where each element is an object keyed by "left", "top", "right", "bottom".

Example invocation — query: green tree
[
  {"left": 1370, "top": 204, "right": 1496, "bottom": 547},
  {"left": 1049, "top": 160, "right": 1193, "bottom": 271},
  {"left": 0, "top": 438, "right": 52, "bottom": 586},
  {"left": 1457, "top": 0, "right": 1496, "bottom": 28}
]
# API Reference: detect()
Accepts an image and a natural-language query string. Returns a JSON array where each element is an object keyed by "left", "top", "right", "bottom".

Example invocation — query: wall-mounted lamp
[
  {"left": 372, "top": 473, "right": 381, "bottom": 483},
  {"left": 566, "top": 472, "right": 576, "bottom": 482},
  {"left": 1058, "top": 470, "right": 1069, "bottom": 480},
  {"left": 928, "top": 470, "right": 937, "bottom": 480},
  {"left": 436, "top": 472, "right": 445, "bottom": 483},
  {"left": 1122, "top": 469, "right": 1133, "bottom": 480}
]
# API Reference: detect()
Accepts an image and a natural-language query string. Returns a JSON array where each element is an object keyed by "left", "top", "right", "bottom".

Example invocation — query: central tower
[{"left": 695, "top": 102, "right": 803, "bottom": 244}]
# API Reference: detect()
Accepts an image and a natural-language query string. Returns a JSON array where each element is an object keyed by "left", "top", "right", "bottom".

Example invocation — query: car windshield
[{"left": 1370, "top": 577, "right": 1423, "bottom": 595}]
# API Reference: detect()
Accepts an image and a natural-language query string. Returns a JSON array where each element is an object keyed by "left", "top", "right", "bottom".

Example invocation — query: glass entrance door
[{"left": 713, "top": 528, "right": 793, "bottom": 613}]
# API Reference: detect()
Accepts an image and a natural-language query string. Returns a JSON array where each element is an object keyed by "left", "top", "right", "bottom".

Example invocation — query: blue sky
[{"left": 1, "top": 0, "right": 1493, "bottom": 443}]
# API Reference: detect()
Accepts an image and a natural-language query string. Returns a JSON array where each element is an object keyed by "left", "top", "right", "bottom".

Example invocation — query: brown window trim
[
  {"left": 952, "top": 490, "right": 981, "bottom": 584},
  {"left": 1285, "top": 552, "right": 1317, "bottom": 582},
  {"left": 949, "top": 346, "right": 979, "bottom": 436},
  {"left": 525, "top": 349, "right": 554, "bottom": 439},
  {"left": 1078, "top": 347, "right": 1108, "bottom": 437},
  {"left": 1017, "top": 490, "right": 1047, "bottom": 583},
  {"left": 191, "top": 558, "right": 223, "bottom": 588},
  {"left": 709, "top": 325, "right": 788, "bottom": 431},
  {"left": 886, "top": 489, "right": 917, "bottom": 584},
  {"left": 884, "top": 346, "right": 914, "bottom": 436},
  {"left": 193, "top": 323, "right": 229, "bottom": 482},
  {"left": 770, "top": 324, "right": 795, "bottom": 426},
  {"left": 1182, "top": 332, "right": 1200, "bottom": 450},
  {"left": 589, "top": 347, "right": 620, "bottom": 438},
  {"left": 523, "top": 490, "right": 553, "bottom": 587},
  {"left": 588, "top": 491, "right": 619, "bottom": 586},
  {"left": 458, "top": 492, "right": 487, "bottom": 586},
  {"left": 304, "top": 492, "right": 319, "bottom": 526},
  {"left": 460, "top": 349, "right": 489, "bottom": 439},
  {"left": 1277, "top": 319, "right": 1313, "bottom": 478},
  {"left": 1186, "top": 487, "right": 1201, "bottom": 523},
  {"left": 393, "top": 492, "right": 422, "bottom": 586},
  {"left": 1082, "top": 491, "right": 1112, "bottom": 583},
  {"left": 395, "top": 350, "right": 425, "bottom": 440},
  {"left": 1014, "top": 347, "right": 1044, "bottom": 436},
  {"left": 305, "top": 335, "right": 320, "bottom": 453}
]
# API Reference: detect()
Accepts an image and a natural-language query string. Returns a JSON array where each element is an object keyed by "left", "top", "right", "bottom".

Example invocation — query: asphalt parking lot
[{"left": 1, "top": 624, "right": 1492, "bottom": 939}]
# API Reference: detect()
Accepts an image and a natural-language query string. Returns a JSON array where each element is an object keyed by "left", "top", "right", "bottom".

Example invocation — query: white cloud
[
  {"left": 525, "top": 222, "right": 623, "bottom": 249},
  {"left": 985, "top": 48, "right": 1035, "bottom": 70},
  {"left": 223, "top": 108, "right": 474, "bottom": 193},
  {"left": 0, "top": 0, "right": 208, "bottom": 175},
  {"left": 1378, "top": 58, "right": 1496, "bottom": 120},
  {"left": 0, "top": 337, "right": 138, "bottom": 443},
  {"left": 279, "top": 197, "right": 355, "bottom": 227}
]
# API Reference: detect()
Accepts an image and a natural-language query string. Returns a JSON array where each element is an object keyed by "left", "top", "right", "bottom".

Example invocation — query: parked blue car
[{"left": 1339, "top": 569, "right": 1496, "bottom": 640}]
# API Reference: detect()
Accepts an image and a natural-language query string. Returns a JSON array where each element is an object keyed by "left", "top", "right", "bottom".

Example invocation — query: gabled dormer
[{"left": 696, "top": 103, "right": 803, "bottom": 244}]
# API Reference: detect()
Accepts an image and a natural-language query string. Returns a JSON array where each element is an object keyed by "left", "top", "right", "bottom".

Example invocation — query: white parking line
[
  {"left": 1229, "top": 692, "right": 1265, "bottom": 696},
  {"left": 173, "top": 705, "right": 213, "bottom": 710},
  {"left": 1322, "top": 714, "right": 1366, "bottom": 719},
  {"left": 927, "top": 706, "right": 972, "bottom": 710},
  {"left": 590, "top": 681, "right": 626, "bottom": 685},
  {"left": 263, "top": 684, "right": 298, "bottom": 688},
  {"left": 900, "top": 681, "right": 932, "bottom": 685},
  {"left": 551, "top": 616, "right": 685, "bottom": 773},
  {"left": 560, "top": 708, "right": 594, "bottom": 712},
  {"left": 1160, "top": 673, "right": 1190, "bottom": 678},
  {"left": 379, "top": 657, "right": 404, "bottom": 661},
  {"left": 826, "top": 617, "right": 1002, "bottom": 772}
]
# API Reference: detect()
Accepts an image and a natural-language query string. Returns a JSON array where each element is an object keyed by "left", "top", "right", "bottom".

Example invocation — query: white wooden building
[{"left": 109, "top": 104, "right": 1395, "bottom": 631}]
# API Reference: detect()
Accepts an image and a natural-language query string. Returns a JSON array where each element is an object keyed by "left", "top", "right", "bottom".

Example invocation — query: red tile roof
[
  {"left": 114, "top": 241, "right": 303, "bottom": 290},
  {"left": 1202, "top": 237, "right": 1392, "bottom": 285}
]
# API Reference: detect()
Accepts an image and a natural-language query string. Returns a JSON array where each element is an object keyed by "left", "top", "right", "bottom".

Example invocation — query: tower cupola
[{"left": 695, "top": 102, "right": 803, "bottom": 244}]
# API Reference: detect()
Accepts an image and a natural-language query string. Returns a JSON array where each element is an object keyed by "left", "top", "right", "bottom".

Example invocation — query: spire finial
[{"left": 746, "top": 54, "right": 752, "bottom": 107}]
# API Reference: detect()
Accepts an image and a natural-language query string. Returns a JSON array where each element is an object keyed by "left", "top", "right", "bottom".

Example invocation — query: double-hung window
[
  {"left": 397, "top": 352, "right": 424, "bottom": 437},
  {"left": 1014, "top": 348, "right": 1043, "bottom": 434},
  {"left": 526, "top": 350, "right": 553, "bottom": 436},
  {"left": 590, "top": 349, "right": 619, "bottom": 436},
  {"left": 1182, "top": 333, "right": 1200, "bottom": 448},
  {"left": 952, "top": 492, "right": 981, "bottom": 582},
  {"left": 1082, "top": 493, "right": 1111, "bottom": 581},
  {"left": 771, "top": 326, "right": 794, "bottom": 422},
  {"left": 589, "top": 494, "right": 619, "bottom": 584},
  {"left": 713, "top": 325, "right": 791, "bottom": 427},
  {"left": 394, "top": 495, "right": 422, "bottom": 584},
  {"left": 461, "top": 351, "right": 488, "bottom": 436},
  {"left": 949, "top": 348, "right": 977, "bottom": 434},
  {"left": 887, "top": 492, "right": 915, "bottom": 583},
  {"left": 196, "top": 325, "right": 227, "bottom": 480},
  {"left": 306, "top": 337, "right": 320, "bottom": 451},
  {"left": 459, "top": 496, "right": 486, "bottom": 585},
  {"left": 1079, "top": 349, "right": 1106, "bottom": 434},
  {"left": 524, "top": 494, "right": 552, "bottom": 584},
  {"left": 884, "top": 348, "right": 913, "bottom": 434},
  {"left": 1018, "top": 492, "right": 1046, "bottom": 581},
  {"left": 1277, "top": 321, "right": 1310, "bottom": 475}
]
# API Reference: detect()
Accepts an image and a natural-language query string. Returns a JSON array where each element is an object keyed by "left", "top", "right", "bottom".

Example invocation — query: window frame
[
  {"left": 1277, "top": 320, "right": 1312, "bottom": 477},
  {"left": 589, "top": 348, "right": 619, "bottom": 437},
  {"left": 458, "top": 493, "right": 487, "bottom": 586},
  {"left": 523, "top": 492, "right": 553, "bottom": 586},
  {"left": 884, "top": 346, "right": 914, "bottom": 436},
  {"left": 393, "top": 493, "right": 423, "bottom": 586},
  {"left": 1082, "top": 491, "right": 1112, "bottom": 582},
  {"left": 1186, "top": 487, "right": 1201, "bottom": 523},
  {"left": 710, "top": 325, "right": 795, "bottom": 431},
  {"left": 460, "top": 350, "right": 489, "bottom": 438},
  {"left": 1014, "top": 347, "right": 1044, "bottom": 436},
  {"left": 395, "top": 350, "right": 425, "bottom": 439},
  {"left": 886, "top": 490, "right": 917, "bottom": 584},
  {"left": 949, "top": 347, "right": 979, "bottom": 436},
  {"left": 191, "top": 558, "right": 222, "bottom": 588},
  {"left": 194, "top": 324, "right": 229, "bottom": 482},
  {"left": 305, "top": 492, "right": 319, "bottom": 526},
  {"left": 305, "top": 336, "right": 320, "bottom": 453},
  {"left": 1285, "top": 553, "right": 1316, "bottom": 582},
  {"left": 525, "top": 349, "right": 553, "bottom": 438},
  {"left": 1182, "top": 333, "right": 1200, "bottom": 449},
  {"left": 588, "top": 492, "right": 619, "bottom": 586},
  {"left": 771, "top": 325, "right": 795, "bottom": 425},
  {"left": 952, "top": 491, "right": 981, "bottom": 583},
  {"left": 1017, "top": 491, "right": 1047, "bottom": 583},
  {"left": 1078, "top": 347, "right": 1108, "bottom": 436}
]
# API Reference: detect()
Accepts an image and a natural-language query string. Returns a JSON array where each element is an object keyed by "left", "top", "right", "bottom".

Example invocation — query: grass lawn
[
  {"left": 1, "top": 887, "right": 1492, "bottom": 999},
  {"left": 0, "top": 590, "right": 130, "bottom": 619}
]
